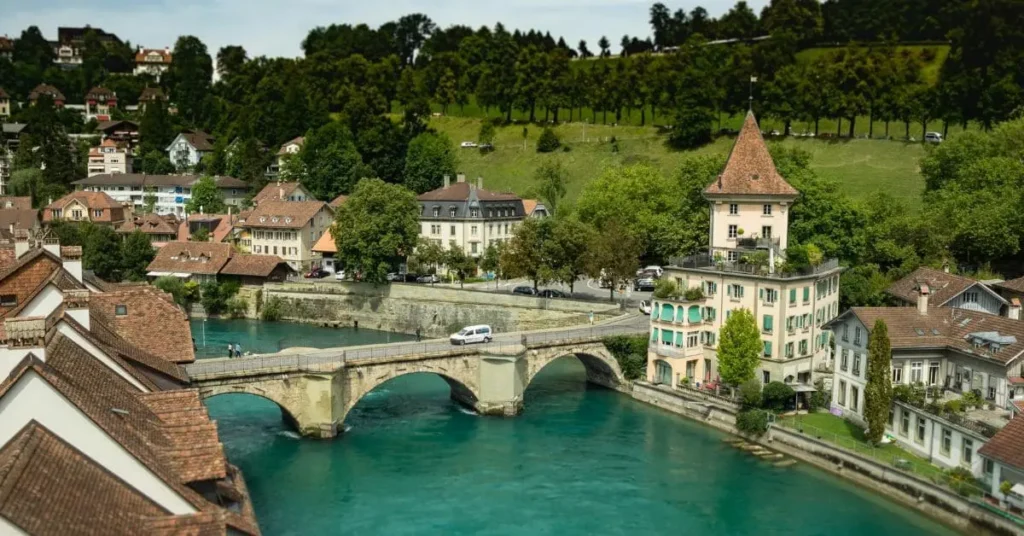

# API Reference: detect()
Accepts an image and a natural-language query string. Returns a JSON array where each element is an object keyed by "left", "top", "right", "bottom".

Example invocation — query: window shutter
[
  {"left": 764, "top": 341, "right": 772, "bottom": 357},
  {"left": 759, "top": 288, "right": 764, "bottom": 299},
  {"left": 789, "top": 288, "right": 796, "bottom": 302}
]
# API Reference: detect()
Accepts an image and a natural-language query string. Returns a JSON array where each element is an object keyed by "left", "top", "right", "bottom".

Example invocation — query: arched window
[
  {"left": 688, "top": 305, "right": 702, "bottom": 324},
  {"left": 661, "top": 303, "right": 674, "bottom": 321},
  {"left": 655, "top": 360, "right": 673, "bottom": 385}
]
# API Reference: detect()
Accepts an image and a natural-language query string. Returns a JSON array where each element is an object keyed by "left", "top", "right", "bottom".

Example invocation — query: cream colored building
[
  {"left": 86, "top": 139, "right": 132, "bottom": 177},
  {"left": 243, "top": 200, "right": 333, "bottom": 271},
  {"left": 647, "top": 111, "right": 842, "bottom": 392}
]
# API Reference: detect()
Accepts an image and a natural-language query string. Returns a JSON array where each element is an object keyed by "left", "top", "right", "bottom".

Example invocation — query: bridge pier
[{"left": 474, "top": 345, "right": 527, "bottom": 416}]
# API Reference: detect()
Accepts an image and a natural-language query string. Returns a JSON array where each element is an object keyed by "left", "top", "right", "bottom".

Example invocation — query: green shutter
[
  {"left": 764, "top": 341, "right": 772, "bottom": 357},
  {"left": 763, "top": 315, "right": 773, "bottom": 332},
  {"left": 688, "top": 306, "right": 702, "bottom": 324},
  {"left": 759, "top": 288, "right": 764, "bottom": 300},
  {"left": 662, "top": 329, "right": 673, "bottom": 344},
  {"left": 803, "top": 287, "right": 809, "bottom": 301},
  {"left": 651, "top": 328, "right": 658, "bottom": 342},
  {"left": 651, "top": 302, "right": 659, "bottom": 320},
  {"left": 675, "top": 331, "right": 684, "bottom": 346},
  {"left": 676, "top": 306, "right": 686, "bottom": 322},
  {"left": 662, "top": 303, "right": 674, "bottom": 320},
  {"left": 789, "top": 288, "right": 796, "bottom": 302}
]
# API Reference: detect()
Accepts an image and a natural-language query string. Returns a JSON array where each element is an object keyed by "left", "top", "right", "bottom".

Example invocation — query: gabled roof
[
  {"left": 117, "top": 213, "right": 178, "bottom": 236},
  {"left": 85, "top": 86, "right": 116, "bottom": 101},
  {"left": 0, "top": 87, "right": 8, "bottom": 100},
  {"left": 147, "top": 242, "right": 233, "bottom": 276},
  {"left": 221, "top": 254, "right": 293, "bottom": 278},
  {"left": 417, "top": 181, "right": 522, "bottom": 202},
  {"left": 275, "top": 136, "right": 304, "bottom": 156},
  {"left": 996, "top": 276, "right": 1024, "bottom": 295},
  {"left": 135, "top": 48, "right": 172, "bottom": 63},
  {"left": 329, "top": 194, "right": 348, "bottom": 208},
  {"left": 887, "top": 267, "right": 1006, "bottom": 307},
  {"left": 252, "top": 181, "right": 309, "bottom": 205},
  {"left": 139, "top": 87, "right": 168, "bottom": 102},
  {"left": 244, "top": 200, "right": 329, "bottom": 229},
  {"left": 312, "top": 228, "right": 336, "bottom": 254},
  {"left": 45, "top": 191, "right": 121, "bottom": 211},
  {"left": 180, "top": 212, "right": 236, "bottom": 243},
  {"left": 96, "top": 119, "right": 138, "bottom": 133},
  {"left": 28, "top": 84, "right": 64, "bottom": 102},
  {"left": 90, "top": 287, "right": 195, "bottom": 364},
  {"left": 170, "top": 130, "right": 215, "bottom": 152},
  {"left": 0, "top": 247, "right": 62, "bottom": 288},
  {"left": 979, "top": 415, "right": 1024, "bottom": 471},
  {"left": 0, "top": 209, "right": 40, "bottom": 238},
  {"left": 704, "top": 111, "right": 798, "bottom": 199},
  {"left": 85, "top": 312, "right": 189, "bottom": 384}
]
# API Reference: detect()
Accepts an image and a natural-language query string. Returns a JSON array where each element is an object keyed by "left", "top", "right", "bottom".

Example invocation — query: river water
[{"left": 196, "top": 320, "right": 957, "bottom": 536}]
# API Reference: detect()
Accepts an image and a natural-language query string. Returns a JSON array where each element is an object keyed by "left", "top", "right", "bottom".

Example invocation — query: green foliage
[
  {"left": 443, "top": 244, "right": 477, "bottom": 288},
  {"left": 300, "top": 121, "right": 371, "bottom": 200},
  {"left": 403, "top": 131, "right": 458, "bottom": 193},
  {"left": 480, "top": 242, "right": 502, "bottom": 278},
  {"left": 184, "top": 176, "right": 227, "bottom": 215},
  {"left": 500, "top": 217, "right": 551, "bottom": 290},
  {"left": 261, "top": 297, "right": 285, "bottom": 321},
  {"left": 943, "top": 399, "right": 963, "bottom": 414},
  {"left": 536, "top": 127, "right": 561, "bottom": 153},
  {"left": 226, "top": 296, "right": 249, "bottom": 319},
  {"left": 333, "top": 178, "right": 420, "bottom": 285},
  {"left": 809, "top": 379, "right": 829, "bottom": 410},
  {"left": 83, "top": 225, "right": 122, "bottom": 281},
  {"left": 584, "top": 218, "right": 641, "bottom": 301},
  {"left": 200, "top": 281, "right": 240, "bottom": 316},
  {"left": 167, "top": 35, "right": 214, "bottom": 127},
  {"left": 138, "top": 100, "right": 175, "bottom": 157},
  {"left": 154, "top": 276, "right": 194, "bottom": 308},
  {"left": 652, "top": 279, "right": 680, "bottom": 299},
  {"left": 191, "top": 226, "right": 211, "bottom": 242},
  {"left": 533, "top": 161, "right": 567, "bottom": 215},
  {"left": 762, "top": 381, "right": 795, "bottom": 412},
  {"left": 960, "top": 390, "right": 984, "bottom": 409},
  {"left": 718, "top": 309, "right": 762, "bottom": 386},
  {"left": 478, "top": 120, "right": 496, "bottom": 145},
  {"left": 602, "top": 335, "right": 648, "bottom": 380},
  {"left": 736, "top": 409, "right": 771, "bottom": 436},
  {"left": 542, "top": 218, "right": 594, "bottom": 293},
  {"left": 864, "top": 319, "right": 894, "bottom": 443},
  {"left": 945, "top": 467, "right": 981, "bottom": 497},
  {"left": 667, "top": 105, "right": 714, "bottom": 149},
  {"left": 893, "top": 383, "right": 926, "bottom": 407},
  {"left": 1001, "top": 480, "right": 1013, "bottom": 497},
  {"left": 683, "top": 286, "right": 706, "bottom": 301},
  {"left": 120, "top": 231, "right": 155, "bottom": 282},
  {"left": 739, "top": 379, "right": 763, "bottom": 409}
]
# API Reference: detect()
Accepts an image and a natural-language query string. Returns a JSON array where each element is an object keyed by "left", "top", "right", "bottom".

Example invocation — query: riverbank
[{"left": 629, "top": 382, "right": 1022, "bottom": 536}]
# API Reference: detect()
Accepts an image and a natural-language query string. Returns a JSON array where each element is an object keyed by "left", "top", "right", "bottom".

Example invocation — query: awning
[
  {"left": 789, "top": 384, "right": 817, "bottom": 393},
  {"left": 147, "top": 271, "right": 191, "bottom": 278}
]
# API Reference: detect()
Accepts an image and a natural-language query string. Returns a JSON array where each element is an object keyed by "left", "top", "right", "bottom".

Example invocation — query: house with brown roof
[
  {"left": 27, "top": 84, "right": 65, "bottom": 107},
  {"left": 166, "top": 130, "right": 215, "bottom": 170},
  {"left": 649, "top": 111, "right": 842, "bottom": 394},
  {"left": 243, "top": 200, "right": 333, "bottom": 271},
  {"left": 84, "top": 86, "right": 117, "bottom": 120},
  {"left": 0, "top": 197, "right": 33, "bottom": 211},
  {"left": 979, "top": 415, "right": 1024, "bottom": 502},
  {"left": 329, "top": 194, "right": 348, "bottom": 209},
  {"left": 221, "top": 254, "right": 295, "bottom": 285},
  {"left": 90, "top": 287, "right": 195, "bottom": 364},
  {"left": 134, "top": 47, "right": 172, "bottom": 79},
  {"left": 138, "top": 86, "right": 168, "bottom": 112},
  {"left": 0, "top": 208, "right": 40, "bottom": 242},
  {"left": 42, "top": 191, "right": 125, "bottom": 226},
  {"left": 146, "top": 242, "right": 233, "bottom": 283},
  {"left": 888, "top": 266, "right": 1010, "bottom": 318},
  {"left": 418, "top": 174, "right": 531, "bottom": 258},
  {"left": 178, "top": 212, "right": 237, "bottom": 244},
  {"left": 522, "top": 198, "right": 549, "bottom": 218},
  {"left": 269, "top": 136, "right": 304, "bottom": 176},
  {"left": 0, "top": 87, "right": 9, "bottom": 117},
  {"left": 252, "top": 181, "right": 315, "bottom": 206},
  {"left": 117, "top": 213, "right": 178, "bottom": 246}
]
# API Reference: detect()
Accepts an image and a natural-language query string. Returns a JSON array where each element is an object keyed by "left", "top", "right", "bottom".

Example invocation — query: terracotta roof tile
[
  {"left": 886, "top": 267, "right": 1000, "bottom": 306},
  {"left": 86, "top": 312, "right": 190, "bottom": 383},
  {"left": 117, "top": 213, "right": 178, "bottom": 236},
  {"left": 0, "top": 209, "right": 39, "bottom": 239},
  {"left": 244, "top": 200, "right": 329, "bottom": 229},
  {"left": 996, "top": 276, "right": 1024, "bottom": 294},
  {"left": 180, "top": 131, "right": 215, "bottom": 152},
  {"left": 979, "top": 415, "right": 1024, "bottom": 471},
  {"left": 522, "top": 199, "right": 538, "bottom": 215},
  {"left": 0, "top": 196, "right": 32, "bottom": 210},
  {"left": 147, "top": 242, "right": 233, "bottom": 276},
  {"left": 28, "top": 83, "right": 64, "bottom": 102},
  {"left": 312, "top": 228, "right": 336, "bottom": 253},
  {"left": 221, "top": 254, "right": 292, "bottom": 277},
  {"left": 253, "top": 181, "right": 307, "bottom": 204},
  {"left": 704, "top": 111, "right": 799, "bottom": 198},
  {"left": 0, "top": 246, "right": 15, "bottom": 271},
  {"left": 139, "top": 87, "right": 168, "bottom": 102},
  {"left": 329, "top": 194, "right": 348, "bottom": 208},
  {"left": 135, "top": 48, "right": 172, "bottom": 64},
  {"left": 45, "top": 190, "right": 122, "bottom": 210},
  {"left": 85, "top": 86, "right": 116, "bottom": 101},
  {"left": 0, "top": 87, "right": 8, "bottom": 99},
  {"left": 90, "top": 287, "right": 196, "bottom": 364},
  {"left": 417, "top": 181, "right": 522, "bottom": 202},
  {"left": 54, "top": 313, "right": 161, "bottom": 392}
]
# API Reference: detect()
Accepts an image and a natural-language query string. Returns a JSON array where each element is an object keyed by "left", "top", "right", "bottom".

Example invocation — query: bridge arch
[
  {"left": 199, "top": 384, "right": 304, "bottom": 431},
  {"left": 339, "top": 357, "right": 481, "bottom": 425},
  {"left": 523, "top": 343, "right": 625, "bottom": 392}
]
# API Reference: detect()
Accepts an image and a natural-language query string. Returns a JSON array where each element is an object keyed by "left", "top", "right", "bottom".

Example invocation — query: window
[
  {"left": 984, "top": 459, "right": 994, "bottom": 476},
  {"left": 115, "top": 304, "right": 127, "bottom": 316},
  {"left": 892, "top": 366, "right": 903, "bottom": 384},
  {"left": 52, "top": 209, "right": 62, "bottom": 219},
  {"left": 928, "top": 362, "right": 940, "bottom": 385},
  {"left": 450, "top": 225, "right": 456, "bottom": 236},
  {"left": 93, "top": 209, "right": 103, "bottom": 218},
  {"left": 910, "top": 362, "right": 923, "bottom": 384},
  {"left": 789, "top": 288, "right": 796, "bottom": 304},
  {"left": 729, "top": 203, "right": 738, "bottom": 215},
  {"left": 432, "top": 207, "right": 440, "bottom": 217},
  {"left": 728, "top": 225, "right": 738, "bottom": 238},
  {"left": 842, "top": 324, "right": 849, "bottom": 341},
  {"left": 785, "top": 342, "right": 794, "bottom": 358},
  {"left": 900, "top": 410, "right": 909, "bottom": 435},
  {"left": 761, "top": 288, "right": 778, "bottom": 304},
  {"left": 470, "top": 208, "right": 479, "bottom": 217},
  {"left": 449, "top": 207, "right": 457, "bottom": 218},
  {"left": 840, "top": 349, "right": 849, "bottom": 371},
  {"left": 799, "top": 339, "right": 808, "bottom": 356},
  {"left": 761, "top": 225, "right": 772, "bottom": 238},
  {"left": 762, "top": 315, "right": 773, "bottom": 333},
  {"left": 687, "top": 332, "right": 699, "bottom": 348},
  {"left": 471, "top": 225, "right": 478, "bottom": 236},
  {"left": 839, "top": 380, "right": 847, "bottom": 406},
  {"left": 916, "top": 417, "right": 926, "bottom": 443},
  {"left": 941, "top": 428, "right": 951, "bottom": 455},
  {"left": 803, "top": 286, "right": 810, "bottom": 303},
  {"left": 0, "top": 295, "right": 16, "bottom": 307},
  {"left": 854, "top": 327, "right": 861, "bottom": 345},
  {"left": 852, "top": 353, "right": 861, "bottom": 377},
  {"left": 963, "top": 291, "right": 978, "bottom": 303},
  {"left": 704, "top": 281, "right": 717, "bottom": 295},
  {"left": 763, "top": 341, "right": 772, "bottom": 357},
  {"left": 763, "top": 204, "right": 772, "bottom": 215},
  {"left": 72, "top": 209, "right": 83, "bottom": 220},
  {"left": 471, "top": 243, "right": 478, "bottom": 254},
  {"left": 962, "top": 438, "right": 973, "bottom": 466},
  {"left": 727, "top": 251, "right": 738, "bottom": 262},
  {"left": 727, "top": 284, "right": 744, "bottom": 299}
]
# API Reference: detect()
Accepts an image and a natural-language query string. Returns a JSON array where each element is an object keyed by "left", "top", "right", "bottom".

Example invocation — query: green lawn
[{"left": 426, "top": 115, "right": 926, "bottom": 210}]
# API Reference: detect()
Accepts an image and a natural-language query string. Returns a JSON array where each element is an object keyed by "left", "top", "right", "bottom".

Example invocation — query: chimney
[
  {"left": 61, "top": 246, "right": 83, "bottom": 284},
  {"left": 457, "top": 173, "right": 466, "bottom": 183},
  {"left": 1011, "top": 298, "right": 1021, "bottom": 321},
  {"left": 2, "top": 317, "right": 47, "bottom": 362},
  {"left": 279, "top": 187, "right": 284, "bottom": 200},
  {"left": 943, "top": 262, "right": 950, "bottom": 274},
  {"left": 14, "top": 229, "right": 30, "bottom": 259},
  {"left": 917, "top": 284, "right": 930, "bottom": 315},
  {"left": 63, "top": 289, "right": 90, "bottom": 330},
  {"left": 443, "top": 175, "right": 450, "bottom": 188},
  {"left": 477, "top": 177, "right": 483, "bottom": 190}
]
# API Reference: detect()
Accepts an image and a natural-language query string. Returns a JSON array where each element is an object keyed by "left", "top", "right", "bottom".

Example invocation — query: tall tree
[
  {"left": 585, "top": 218, "right": 641, "bottom": 301},
  {"left": 403, "top": 131, "right": 457, "bottom": 194},
  {"left": 83, "top": 225, "right": 123, "bottom": 281},
  {"left": 544, "top": 219, "right": 595, "bottom": 293},
  {"left": 443, "top": 243, "right": 478, "bottom": 288},
  {"left": 717, "top": 308, "right": 762, "bottom": 386},
  {"left": 184, "top": 176, "right": 227, "bottom": 214},
  {"left": 534, "top": 161, "right": 567, "bottom": 216},
  {"left": 121, "top": 231, "right": 156, "bottom": 281},
  {"left": 394, "top": 13, "right": 436, "bottom": 65},
  {"left": 577, "top": 40, "right": 592, "bottom": 59},
  {"left": 216, "top": 45, "right": 248, "bottom": 79},
  {"left": 332, "top": 178, "right": 420, "bottom": 285},
  {"left": 864, "top": 319, "right": 893, "bottom": 443},
  {"left": 167, "top": 35, "right": 214, "bottom": 126},
  {"left": 597, "top": 36, "right": 611, "bottom": 58},
  {"left": 500, "top": 217, "right": 552, "bottom": 291},
  {"left": 300, "top": 121, "right": 372, "bottom": 199}
]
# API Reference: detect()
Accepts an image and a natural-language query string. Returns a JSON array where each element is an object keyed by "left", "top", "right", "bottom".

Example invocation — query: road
[
  {"left": 185, "top": 313, "right": 650, "bottom": 379},
  {"left": 441, "top": 276, "right": 653, "bottom": 304}
]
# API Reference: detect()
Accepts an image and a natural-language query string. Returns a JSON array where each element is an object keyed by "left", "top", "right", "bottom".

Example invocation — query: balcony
[
  {"left": 668, "top": 253, "right": 840, "bottom": 280},
  {"left": 736, "top": 236, "right": 781, "bottom": 250}
]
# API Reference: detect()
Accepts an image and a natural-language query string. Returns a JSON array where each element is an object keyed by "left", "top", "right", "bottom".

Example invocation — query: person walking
[
  {"left": 416, "top": 328, "right": 421, "bottom": 342},
  {"left": 235, "top": 343, "right": 243, "bottom": 358},
  {"left": 227, "top": 343, "right": 234, "bottom": 358}
]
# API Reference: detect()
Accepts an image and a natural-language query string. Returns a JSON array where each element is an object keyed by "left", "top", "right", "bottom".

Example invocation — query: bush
[
  {"left": 960, "top": 390, "right": 983, "bottom": 408},
  {"left": 683, "top": 286, "right": 706, "bottom": 301},
  {"left": 893, "top": 383, "right": 926, "bottom": 406},
  {"left": 226, "top": 296, "right": 248, "bottom": 318},
  {"left": 603, "top": 335, "right": 648, "bottom": 380},
  {"left": 736, "top": 409, "right": 770, "bottom": 436},
  {"left": 762, "top": 381, "right": 796, "bottom": 411},
  {"left": 739, "top": 378, "right": 763, "bottom": 409},
  {"left": 618, "top": 353, "right": 646, "bottom": 381},
  {"left": 809, "top": 378, "right": 830, "bottom": 410},
  {"left": 536, "top": 127, "right": 561, "bottom": 153},
  {"left": 943, "top": 399, "right": 963, "bottom": 414},
  {"left": 652, "top": 279, "right": 679, "bottom": 299},
  {"left": 946, "top": 467, "right": 981, "bottom": 497},
  {"left": 154, "top": 276, "right": 190, "bottom": 307},
  {"left": 261, "top": 297, "right": 284, "bottom": 321},
  {"left": 200, "top": 281, "right": 241, "bottom": 316}
]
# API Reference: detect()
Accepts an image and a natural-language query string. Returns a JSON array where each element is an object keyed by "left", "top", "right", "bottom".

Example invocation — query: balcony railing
[
  {"left": 667, "top": 254, "right": 841, "bottom": 279},
  {"left": 736, "top": 236, "right": 781, "bottom": 249}
]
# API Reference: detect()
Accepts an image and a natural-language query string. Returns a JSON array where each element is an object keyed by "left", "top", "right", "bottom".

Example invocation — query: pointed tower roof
[{"left": 704, "top": 111, "right": 799, "bottom": 199}]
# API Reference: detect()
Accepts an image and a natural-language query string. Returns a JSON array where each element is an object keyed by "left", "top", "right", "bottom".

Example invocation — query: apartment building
[
  {"left": 647, "top": 112, "right": 842, "bottom": 393},
  {"left": 134, "top": 46, "right": 172, "bottom": 79},
  {"left": 417, "top": 175, "right": 530, "bottom": 258},
  {"left": 72, "top": 173, "right": 248, "bottom": 216},
  {"left": 86, "top": 138, "right": 132, "bottom": 177},
  {"left": 243, "top": 200, "right": 333, "bottom": 271}
]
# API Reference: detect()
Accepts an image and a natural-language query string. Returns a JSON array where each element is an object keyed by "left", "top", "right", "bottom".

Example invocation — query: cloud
[{"left": 1, "top": 0, "right": 767, "bottom": 59}]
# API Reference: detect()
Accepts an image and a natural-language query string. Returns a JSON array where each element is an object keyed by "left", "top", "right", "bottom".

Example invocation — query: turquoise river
[{"left": 195, "top": 319, "right": 958, "bottom": 536}]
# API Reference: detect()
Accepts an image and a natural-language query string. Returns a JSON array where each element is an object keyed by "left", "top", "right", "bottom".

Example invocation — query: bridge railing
[{"left": 186, "top": 321, "right": 648, "bottom": 379}]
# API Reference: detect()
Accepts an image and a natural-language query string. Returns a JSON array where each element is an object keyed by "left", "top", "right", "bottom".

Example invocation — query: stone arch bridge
[{"left": 189, "top": 322, "right": 644, "bottom": 438}]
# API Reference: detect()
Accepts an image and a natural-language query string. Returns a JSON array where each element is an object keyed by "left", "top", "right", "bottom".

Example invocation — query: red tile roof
[
  {"left": 996, "top": 276, "right": 1024, "bottom": 294},
  {"left": 147, "top": 242, "right": 233, "bottom": 276},
  {"left": 312, "top": 228, "right": 336, "bottom": 254},
  {"left": 90, "top": 287, "right": 196, "bottom": 364},
  {"left": 85, "top": 86, "right": 116, "bottom": 101},
  {"left": 979, "top": 415, "right": 1024, "bottom": 471},
  {"left": 329, "top": 194, "right": 348, "bottom": 208},
  {"left": 887, "top": 266, "right": 1000, "bottom": 306},
  {"left": 0, "top": 87, "right": 7, "bottom": 100},
  {"left": 28, "top": 84, "right": 65, "bottom": 102},
  {"left": 135, "top": 48, "right": 172, "bottom": 64},
  {"left": 244, "top": 200, "right": 329, "bottom": 229},
  {"left": 117, "top": 213, "right": 178, "bottom": 236},
  {"left": 253, "top": 181, "right": 308, "bottom": 204},
  {"left": 417, "top": 181, "right": 522, "bottom": 202},
  {"left": 139, "top": 87, "right": 167, "bottom": 102},
  {"left": 46, "top": 191, "right": 121, "bottom": 210},
  {"left": 704, "top": 111, "right": 799, "bottom": 198},
  {"left": 221, "top": 254, "right": 292, "bottom": 278},
  {"left": 0, "top": 196, "right": 32, "bottom": 210}
]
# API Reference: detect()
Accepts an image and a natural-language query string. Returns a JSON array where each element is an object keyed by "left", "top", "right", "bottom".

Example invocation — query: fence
[{"left": 186, "top": 321, "right": 647, "bottom": 379}]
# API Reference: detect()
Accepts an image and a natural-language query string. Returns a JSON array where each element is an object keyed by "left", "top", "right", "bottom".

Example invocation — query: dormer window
[
  {"left": 285, "top": 217, "right": 292, "bottom": 224},
  {"left": 260, "top": 216, "right": 267, "bottom": 222},
  {"left": 432, "top": 207, "right": 440, "bottom": 217},
  {"left": 115, "top": 305, "right": 127, "bottom": 316},
  {"left": 449, "top": 207, "right": 457, "bottom": 218},
  {"left": 272, "top": 217, "right": 279, "bottom": 223}
]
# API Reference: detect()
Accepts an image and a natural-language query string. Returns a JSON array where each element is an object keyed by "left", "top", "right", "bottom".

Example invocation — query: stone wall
[{"left": 261, "top": 281, "right": 622, "bottom": 337}]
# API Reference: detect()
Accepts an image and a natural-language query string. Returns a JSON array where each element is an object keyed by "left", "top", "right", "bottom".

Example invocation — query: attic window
[
  {"left": 115, "top": 304, "right": 127, "bottom": 316},
  {"left": 272, "top": 217, "right": 279, "bottom": 223},
  {"left": 259, "top": 216, "right": 267, "bottom": 223},
  {"left": 285, "top": 217, "right": 293, "bottom": 223},
  {"left": 931, "top": 328, "right": 940, "bottom": 336},
  {"left": 0, "top": 295, "right": 17, "bottom": 307},
  {"left": 914, "top": 328, "right": 925, "bottom": 336},
  {"left": 752, "top": 174, "right": 760, "bottom": 180}
]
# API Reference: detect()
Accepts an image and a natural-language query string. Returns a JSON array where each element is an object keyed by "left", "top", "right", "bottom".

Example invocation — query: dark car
[
  {"left": 512, "top": 286, "right": 537, "bottom": 296},
  {"left": 634, "top": 278, "right": 656, "bottom": 292},
  {"left": 540, "top": 289, "right": 567, "bottom": 299},
  {"left": 305, "top": 268, "right": 328, "bottom": 279},
  {"left": 404, "top": 273, "right": 420, "bottom": 283}
]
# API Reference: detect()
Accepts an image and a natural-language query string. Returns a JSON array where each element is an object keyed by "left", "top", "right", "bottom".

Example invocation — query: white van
[
  {"left": 924, "top": 132, "right": 943, "bottom": 144},
  {"left": 450, "top": 325, "right": 493, "bottom": 345}
]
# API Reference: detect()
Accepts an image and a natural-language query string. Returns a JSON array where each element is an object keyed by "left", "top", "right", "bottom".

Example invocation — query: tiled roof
[
  {"left": 0, "top": 246, "right": 15, "bottom": 271},
  {"left": 0, "top": 87, "right": 7, "bottom": 99},
  {"left": 0, "top": 209, "right": 39, "bottom": 238},
  {"left": 704, "top": 111, "right": 799, "bottom": 198},
  {"left": 0, "top": 421, "right": 169, "bottom": 536},
  {"left": 90, "top": 287, "right": 196, "bottom": 364},
  {"left": 312, "top": 228, "right": 336, "bottom": 254},
  {"left": 45, "top": 191, "right": 121, "bottom": 210},
  {"left": 221, "top": 254, "right": 292, "bottom": 277},
  {"left": 85, "top": 86, "right": 116, "bottom": 101},
  {"left": 147, "top": 242, "right": 233, "bottom": 276},
  {"left": 95, "top": 119, "right": 138, "bottom": 132},
  {"left": 0, "top": 196, "right": 31, "bottom": 210},
  {"left": 329, "top": 194, "right": 348, "bottom": 208},
  {"left": 886, "top": 267, "right": 1001, "bottom": 306},
  {"left": 522, "top": 199, "right": 538, "bottom": 215},
  {"left": 996, "top": 276, "right": 1024, "bottom": 294},
  {"left": 86, "top": 312, "right": 189, "bottom": 383},
  {"left": 979, "top": 415, "right": 1024, "bottom": 471},
  {"left": 275, "top": 136, "right": 305, "bottom": 156},
  {"left": 253, "top": 181, "right": 306, "bottom": 204},
  {"left": 28, "top": 83, "right": 64, "bottom": 102},
  {"left": 135, "top": 48, "right": 172, "bottom": 63},
  {"left": 139, "top": 87, "right": 168, "bottom": 101},
  {"left": 117, "top": 213, "right": 178, "bottom": 236},
  {"left": 55, "top": 313, "right": 161, "bottom": 392},
  {"left": 417, "top": 181, "right": 522, "bottom": 202},
  {"left": 179, "top": 130, "right": 215, "bottom": 151},
  {"left": 244, "top": 200, "right": 328, "bottom": 229},
  {"left": 0, "top": 247, "right": 62, "bottom": 288},
  {"left": 843, "top": 306, "right": 1024, "bottom": 364},
  {"left": 73, "top": 173, "right": 248, "bottom": 189}
]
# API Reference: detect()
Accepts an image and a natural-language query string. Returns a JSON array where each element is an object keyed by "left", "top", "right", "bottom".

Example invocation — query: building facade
[
  {"left": 28, "top": 84, "right": 65, "bottom": 107},
  {"left": 166, "top": 130, "right": 215, "bottom": 170},
  {"left": 417, "top": 175, "right": 530, "bottom": 258},
  {"left": 133, "top": 47, "right": 172, "bottom": 79},
  {"left": 242, "top": 200, "right": 333, "bottom": 271},
  {"left": 647, "top": 112, "right": 841, "bottom": 393},
  {"left": 86, "top": 139, "right": 132, "bottom": 177},
  {"left": 42, "top": 191, "right": 125, "bottom": 227},
  {"left": 72, "top": 173, "right": 248, "bottom": 216},
  {"left": 84, "top": 86, "right": 117, "bottom": 120}
]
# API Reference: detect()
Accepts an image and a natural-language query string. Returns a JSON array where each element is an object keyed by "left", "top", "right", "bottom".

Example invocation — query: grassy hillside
[{"left": 428, "top": 116, "right": 927, "bottom": 210}]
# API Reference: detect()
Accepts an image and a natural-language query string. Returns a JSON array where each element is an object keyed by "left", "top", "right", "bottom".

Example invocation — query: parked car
[
  {"left": 334, "top": 270, "right": 347, "bottom": 280},
  {"left": 460, "top": 141, "right": 478, "bottom": 148},
  {"left": 641, "top": 265, "right": 663, "bottom": 278},
  {"left": 634, "top": 278, "right": 656, "bottom": 292},
  {"left": 512, "top": 286, "right": 537, "bottom": 296},
  {"left": 540, "top": 289, "right": 567, "bottom": 299},
  {"left": 924, "top": 132, "right": 943, "bottom": 144},
  {"left": 403, "top": 273, "right": 420, "bottom": 283},
  {"left": 479, "top": 143, "right": 494, "bottom": 150},
  {"left": 305, "top": 268, "right": 328, "bottom": 279},
  {"left": 386, "top": 272, "right": 403, "bottom": 281},
  {"left": 450, "top": 325, "right": 493, "bottom": 345},
  {"left": 417, "top": 274, "right": 440, "bottom": 284},
  {"left": 639, "top": 300, "right": 652, "bottom": 315}
]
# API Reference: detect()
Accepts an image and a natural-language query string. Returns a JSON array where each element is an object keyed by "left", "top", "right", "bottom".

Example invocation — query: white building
[
  {"left": 647, "top": 111, "right": 842, "bottom": 394},
  {"left": 134, "top": 47, "right": 172, "bottom": 79},
  {"left": 166, "top": 130, "right": 215, "bottom": 170},
  {"left": 71, "top": 173, "right": 249, "bottom": 216},
  {"left": 269, "top": 136, "right": 304, "bottom": 176},
  {"left": 241, "top": 200, "right": 333, "bottom": 271},
  {"left": 86, "top": 139, "right": 132, "bottom": 177}
]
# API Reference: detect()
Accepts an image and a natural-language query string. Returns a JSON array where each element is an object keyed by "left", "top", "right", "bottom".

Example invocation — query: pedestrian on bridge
[
  {"left": 227, "top": 343, "right": 234, "bottom": 358},
  {"left": 235, "top": 343, "right": 243, "bottom": 358},
  {"left": 416, "top": 328, "right": 421, "bottom": 342}
]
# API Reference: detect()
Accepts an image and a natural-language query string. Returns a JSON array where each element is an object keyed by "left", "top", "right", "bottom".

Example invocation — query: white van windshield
[{"left": 457, "top": 329, "right": 471, "bottom": 336}]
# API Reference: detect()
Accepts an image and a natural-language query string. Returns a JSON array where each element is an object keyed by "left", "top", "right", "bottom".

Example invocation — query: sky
[{"left": 1, "top": 0, "right": 769, "bottom": 60}]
